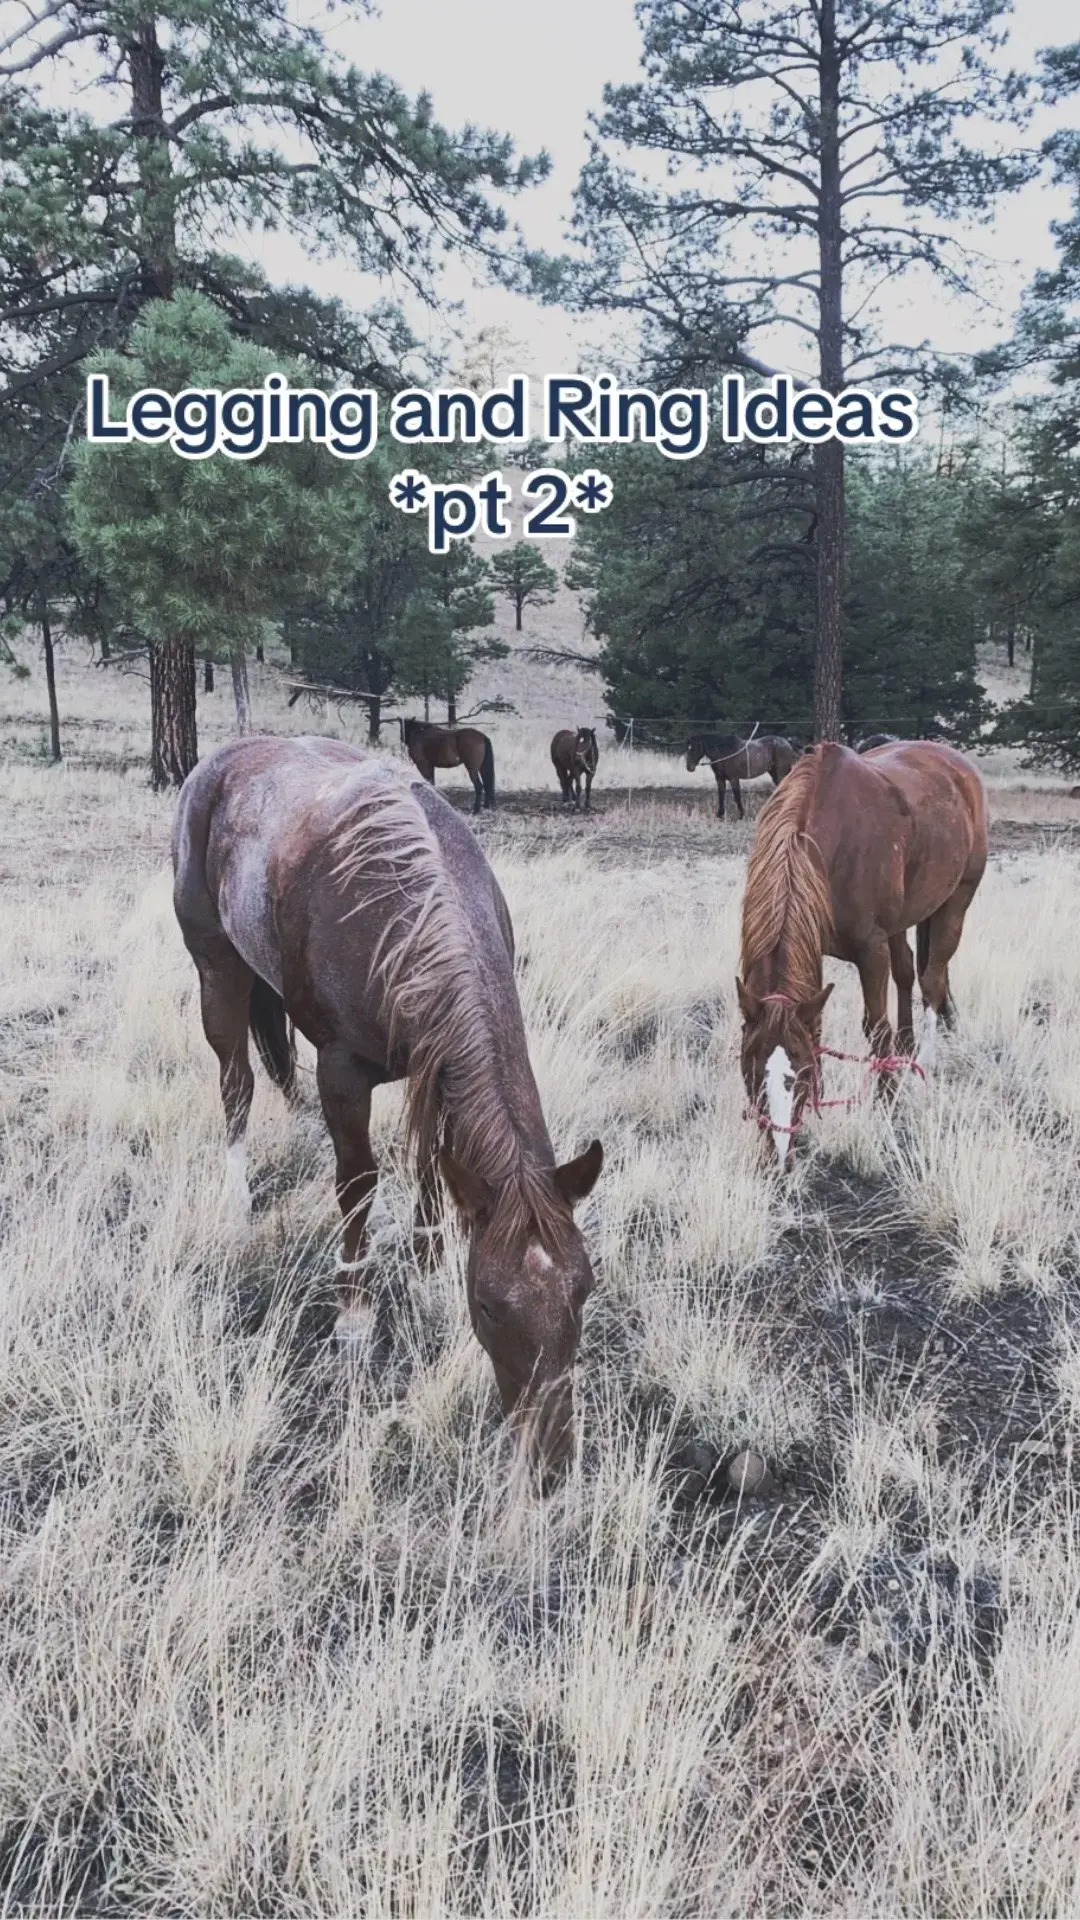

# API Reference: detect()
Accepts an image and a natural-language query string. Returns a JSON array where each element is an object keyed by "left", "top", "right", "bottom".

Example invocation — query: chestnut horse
[
  {"left": 686, "top": 731, "right": 798, "bottom": 819},
  {"left": 551, "top": 727, "right": 599, "bottom": 810},
  {"left": 401, "top": 716, "right": 495, "bottom": 813},
  {"left": 172, "top": 736, "right": 602, "bottom": 1485},
  {"left": 736, "top": 741, "right": 987, "bottom": 1165}
]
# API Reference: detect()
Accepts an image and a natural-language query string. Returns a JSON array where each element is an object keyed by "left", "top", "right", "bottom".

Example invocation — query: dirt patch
[{"left": 444, "top": 786, "right": 1080, "bottom": 862}]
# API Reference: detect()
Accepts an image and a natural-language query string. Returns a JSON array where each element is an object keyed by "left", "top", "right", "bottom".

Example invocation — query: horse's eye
[{"left": 477, "top": 1300, "right": 497, "bottom": 1325}]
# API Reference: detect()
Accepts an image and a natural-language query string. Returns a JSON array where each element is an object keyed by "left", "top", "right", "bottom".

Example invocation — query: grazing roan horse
[
  {"left": 686, "top": 732, "right": 799, "bottom": 819},
  {"left": 551, "top": 727, "right": 599, "bottom": 810},
  {"left": 172, "top": 736, "right": 603, "bottom": 1485},
  {"left": 857, "top": 732, "right": 898, "bottom": 752},
  {"left": 401, "top": 716, "right": 495, "bottom": 813},
  {"left": 736, "top": 740, "right": 987, "bottom": 1166}
]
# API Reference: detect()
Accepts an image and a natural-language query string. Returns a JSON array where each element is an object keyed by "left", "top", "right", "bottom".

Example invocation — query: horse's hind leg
[
  {"left": 916, "top": 875, "right": 981, "bottom": 1067},
  {"left": 316, "top": 1042, "right": 378, "bottom": 1349},
  {"left": 468, "top": 766, "right": 484, "bottom": 814},
  {"left": 857, "top": 937, "right": 895, "bottom": 1092},
  {"left": 889, "top": 932, "right": 916, "bottom": 1055},
  {"left": 193, "top": 942, "right": 257, "bottom": 1216}
]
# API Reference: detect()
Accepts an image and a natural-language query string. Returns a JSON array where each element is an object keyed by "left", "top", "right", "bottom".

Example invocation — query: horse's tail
[
  {"left": 249, "top": 975, "right": 296, "bottom": 1093},
  {"left": 480, "top": 734, "right": 495, "bottom": 808}
]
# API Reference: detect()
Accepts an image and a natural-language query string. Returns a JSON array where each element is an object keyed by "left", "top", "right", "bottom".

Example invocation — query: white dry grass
[{"left": 5, "top": 659, "right": 1080, "bottom": 1914}]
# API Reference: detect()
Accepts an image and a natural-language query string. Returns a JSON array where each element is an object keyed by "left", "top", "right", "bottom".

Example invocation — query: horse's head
[
  {"left": 575, "top": 728, "right": 598, "bottom": 773},
  {"left": 736, "top": 978, "right": 833, "bottom": 1168},
  {"left": 439, "top": 1139, "right": 604, "bottom": 1491},
  {"left": 686, "top": 735, "right": 704, "bottom": 772}
]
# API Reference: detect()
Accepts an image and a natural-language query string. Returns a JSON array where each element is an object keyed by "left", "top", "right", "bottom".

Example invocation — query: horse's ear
[
  {"left": 797, "top": 983, "right": 834, "bottom": 1024},
  {"left": 439, "top": 1148, "right": 492, "bottom": 1224},
  {"left": 736, "top": 977, "right": 761, "bottom": 1022},
  {"left": 554, "top": 1139, "right": 603, "bottom": 1208}
]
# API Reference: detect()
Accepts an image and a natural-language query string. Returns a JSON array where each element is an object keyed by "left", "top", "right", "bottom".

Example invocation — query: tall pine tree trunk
[
  {"left": 40, "top": 595, "right": 61, "bottom": 762},
  {"left": 367, "top": 694, "right": 381, "bottom": 743},
  {"left": 231, "top": 648, "right": 251, "bottom": 733},
  {"left": 150, "top": 637, "right": 197, "bottom": 789},
  {"left": 128, "top": 17, "right": 175, "bottom": 301},
  {"left": 204, "top": 654, "right": 215, "bottom": 693},
  {"left": 515, "top": 594, "right": 523, "bottom": 632},
  {"left": 813, "top": 0, "right": 845, "bottom": 744},
  {"left": 447, "top": 691, "right": 457, "bottom": 725}
]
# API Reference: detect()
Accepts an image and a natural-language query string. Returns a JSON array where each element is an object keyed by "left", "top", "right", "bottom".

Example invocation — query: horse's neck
[{"left": 745, "top": 895, "right": 825, "bottom": 1003}]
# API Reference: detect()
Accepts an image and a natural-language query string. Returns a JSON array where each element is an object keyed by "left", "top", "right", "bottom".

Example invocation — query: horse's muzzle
[{"left": 522, "top": 1378, "right": 576, "bottom": 1494}]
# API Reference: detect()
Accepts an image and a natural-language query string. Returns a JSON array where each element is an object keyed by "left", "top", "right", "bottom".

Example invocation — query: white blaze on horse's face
[
  {"left": 764, "top": 1045, "right": 796, "bottom": 1166},
  {"left": 917, "top": 1006, "right": 938, "bottom": 1070},
  {"left": 225, "top": 1139, "right": 252, "bottom": 1218}
]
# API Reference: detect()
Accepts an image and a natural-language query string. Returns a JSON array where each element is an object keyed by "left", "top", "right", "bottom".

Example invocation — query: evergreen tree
[
  {"left": 70, "top": 295, "right": 343, "bottom": 786},
  {"left": 572, "top": 408, "right": 986, "bottom": 746},
  {"left": 981, "top": 39, "right": 1080, "bottom": 767},
  {"left": 1, "top": 1, "right": 543, "bottom": 775},
  {"left": 489, "top": 544, "right": 558, "bottom": 631},
  {"left": 538, "top": 0, "right": 1032, "bottom": 738}
]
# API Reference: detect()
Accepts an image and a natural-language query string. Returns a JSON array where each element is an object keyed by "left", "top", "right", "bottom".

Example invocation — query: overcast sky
[
  {"left": 26, "top": 0, "right": 1077, "bottom": 384},
  {"left": 235, "top": 0, "right": 1076, "bottom": 386}
]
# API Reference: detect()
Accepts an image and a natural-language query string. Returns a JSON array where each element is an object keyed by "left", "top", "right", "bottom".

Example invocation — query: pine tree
[
  {"left": 1, "top": 2, "right": 543, "bottom": 777},
  {"left": 69, "top": 295, "right": 343, "bottom": 786},
  {"left": 489, "top": 545, "right": 558, "bottom": 631},
  {"left": 539, "top": 0, "right": 1032, "bottom": 738}
]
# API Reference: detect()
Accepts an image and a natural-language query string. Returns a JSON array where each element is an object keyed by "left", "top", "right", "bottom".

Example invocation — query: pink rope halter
[{"left": 745, "top": 991, "right": 925, "bottom": 1141}]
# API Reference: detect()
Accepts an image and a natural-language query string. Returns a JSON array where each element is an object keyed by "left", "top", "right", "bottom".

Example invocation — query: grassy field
[{"left": 5, "top": 641, "right": 1080, "bottom": 1916}]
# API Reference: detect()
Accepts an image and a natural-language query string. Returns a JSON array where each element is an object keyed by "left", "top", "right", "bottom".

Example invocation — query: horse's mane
[
  {"left": 740, "top": 747, "right": 833, "bottom": 1000},
  {"left": 328, "top": 765, "right": 567, "bottom": 1249},
  {"left": 698, "top": 731, "right": 742, "bottom": 758}
]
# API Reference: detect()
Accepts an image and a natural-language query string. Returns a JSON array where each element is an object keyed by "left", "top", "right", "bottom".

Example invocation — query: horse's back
[
  {"left": 857, "top": 740, "right": 987, "bottom": 848},
  {"left": 811, "top": 741, "right": 987, "bottom": 936},
  {"left": 174, "top": 731, "right": 510, "bottom": 977},
  {"left": 173, "top": 736, "right": 380, "bottom": 988}
]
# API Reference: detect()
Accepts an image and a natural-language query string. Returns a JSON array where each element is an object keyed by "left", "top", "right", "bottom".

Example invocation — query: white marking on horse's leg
[
  {"left": 224, "top": 1140, "right": 252, "bottom": 1219},
  {"left": 917, "top": 1006, "right": 938, "bottom": 1070},
  {"left": 764, "top": 1045, "right": 795, "bottom": 1168}
]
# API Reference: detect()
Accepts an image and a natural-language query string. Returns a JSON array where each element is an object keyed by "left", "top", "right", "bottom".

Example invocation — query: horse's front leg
[
  {"left": 857, "top": 940, "right": 895, "bottom": 1096},
  {"left": 715, "top": 774, "right": 725, "bottom": 820},
  {"left": 731, "top": 777, "right": 744, "bottom": 820},
  {"left": 316, "top": 1043, "right": 378, "bottom": 1349}
]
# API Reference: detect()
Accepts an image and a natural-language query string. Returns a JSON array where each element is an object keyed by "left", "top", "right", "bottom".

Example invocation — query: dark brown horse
[
  {"left": 686, "top": 731, "right": 799, "bottom": 819},
  {"left": 857, "top": 732, "right": 899, "bottom": 752},
  {"left": 172, "top": 736, "right": 603, "bottom": 1485},
  {"left": 736, "top": 741, "right": 987, "bottom": 1166},
  {"left": 401, "top": 716, "right": 495, "bottom": 813},
  {"left": 551, "top": 727, "right": 599, "bottom": 810}
]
